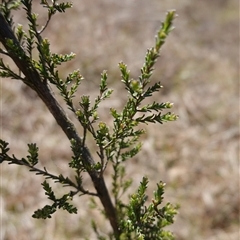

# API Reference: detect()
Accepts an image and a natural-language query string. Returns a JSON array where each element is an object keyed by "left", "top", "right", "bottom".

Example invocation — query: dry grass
[{"left": 1, "top": 0, "right": 239, "bottom": 239}]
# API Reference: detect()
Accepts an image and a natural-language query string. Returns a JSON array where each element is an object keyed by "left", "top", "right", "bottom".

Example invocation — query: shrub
[{"left": 0, "top": 1, "right": 178, "bottom": 239}]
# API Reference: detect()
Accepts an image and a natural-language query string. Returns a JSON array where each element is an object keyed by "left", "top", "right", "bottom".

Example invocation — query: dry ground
[{"left": 0, "top": 0, "right": 239, "bottom": 239}]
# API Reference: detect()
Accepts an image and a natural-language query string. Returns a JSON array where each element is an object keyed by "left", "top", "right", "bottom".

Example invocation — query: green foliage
[
  {"left": 0, "top": 1, "right": 178, "bottom": 239},
  {"left": 32, "top": 181, "right": 77, "bottom": 219},
  {"left": 0, "top": 0, "right": 21, "bottom": 27},
  {"left": 119, "top": 177, "right": 177, "bottom": 240}
]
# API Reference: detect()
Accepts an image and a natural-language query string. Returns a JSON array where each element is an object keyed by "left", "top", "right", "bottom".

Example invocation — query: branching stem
[{"left": 0, "top": 12, "right": 120, "bottom": 237}]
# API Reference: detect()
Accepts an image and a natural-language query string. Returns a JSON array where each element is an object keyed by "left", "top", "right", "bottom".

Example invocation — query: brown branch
[{"left": 0, "top": 12, "right": 119, "bottom": 236}]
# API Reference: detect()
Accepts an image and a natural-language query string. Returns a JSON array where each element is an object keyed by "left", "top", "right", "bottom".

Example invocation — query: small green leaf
[
  {"left": 26, "top": 143, "right": 39, "bottom": 166},
  {"left": 32, "top": 205, "right": 56, "bottom": 219}
]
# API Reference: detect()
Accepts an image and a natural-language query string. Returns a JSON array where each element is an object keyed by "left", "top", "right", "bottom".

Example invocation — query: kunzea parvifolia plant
[{"left": 0, "top": 1, "right": 178, "bottom": 239}]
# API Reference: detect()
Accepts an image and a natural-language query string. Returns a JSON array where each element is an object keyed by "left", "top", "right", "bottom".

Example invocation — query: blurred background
[{"left": 1, "top": 0, "right": 239, "bottom": 239}]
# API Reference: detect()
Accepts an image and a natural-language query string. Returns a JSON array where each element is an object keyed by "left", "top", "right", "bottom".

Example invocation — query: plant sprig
[{"left": 0, "top": 2, "right": 178, "bottom": 238}]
